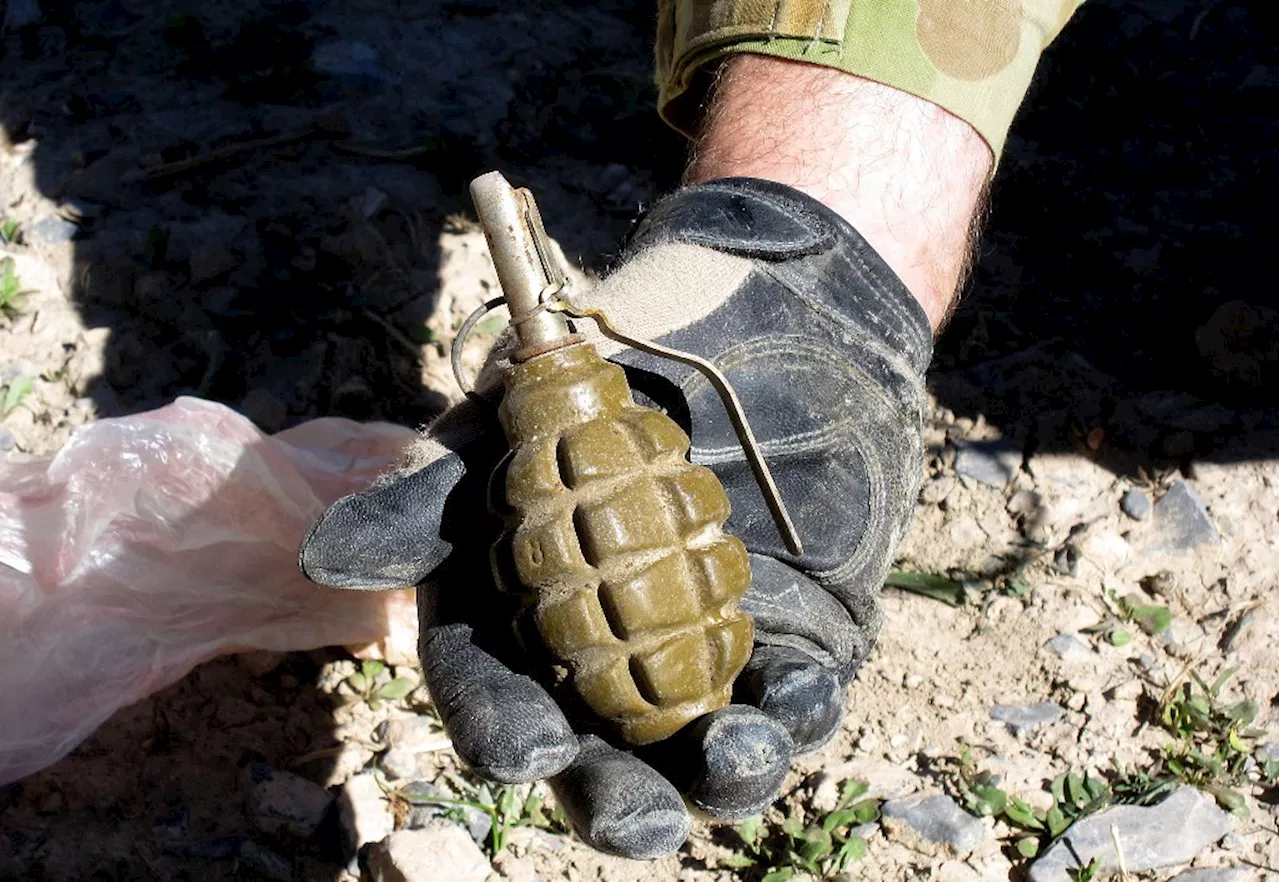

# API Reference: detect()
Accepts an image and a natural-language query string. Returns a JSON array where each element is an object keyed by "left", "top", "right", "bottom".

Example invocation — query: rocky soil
[{"left": 0, "top": 0, "right": 1275, "bottom": 880}]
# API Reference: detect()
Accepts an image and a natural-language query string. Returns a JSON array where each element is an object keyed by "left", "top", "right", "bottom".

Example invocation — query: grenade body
[{"left": 494, "top": 341, "right": 754, "bottom": 745}]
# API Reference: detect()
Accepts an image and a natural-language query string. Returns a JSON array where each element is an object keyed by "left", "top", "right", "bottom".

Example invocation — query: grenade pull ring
[{"left": 460, "top": 172, "right": 802, "bottom": 557}]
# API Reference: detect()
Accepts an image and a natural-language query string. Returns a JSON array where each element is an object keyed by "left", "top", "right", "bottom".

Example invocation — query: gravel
[{"left": 990, "top": 702, "right": 1064, "bottom": 738}]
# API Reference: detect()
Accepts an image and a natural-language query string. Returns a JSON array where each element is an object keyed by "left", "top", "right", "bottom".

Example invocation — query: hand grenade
[{"left": 466, "top": 173, "right": 800, "bottom": 745}]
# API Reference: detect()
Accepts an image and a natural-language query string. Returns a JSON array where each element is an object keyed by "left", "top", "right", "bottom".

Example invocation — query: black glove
[{"left": 299, "top": 178, "right": 932, "bottom": 858}]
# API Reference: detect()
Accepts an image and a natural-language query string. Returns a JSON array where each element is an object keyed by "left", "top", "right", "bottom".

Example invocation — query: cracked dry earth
[{"left": 1, "top": 0, "right": 1276, "bottom": 879}]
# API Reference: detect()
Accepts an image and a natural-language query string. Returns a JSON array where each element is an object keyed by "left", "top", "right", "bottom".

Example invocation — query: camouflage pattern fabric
[{"left": 656, "top": 0, "right": 1085, "bottom": 156}]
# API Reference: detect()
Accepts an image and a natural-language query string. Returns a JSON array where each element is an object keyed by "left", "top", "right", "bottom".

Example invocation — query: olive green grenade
[{"left": 466, "top": 172, "right": 768, "bottom": 745}]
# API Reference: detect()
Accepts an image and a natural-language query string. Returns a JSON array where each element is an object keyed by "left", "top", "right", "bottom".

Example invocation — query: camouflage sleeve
[{"left": 655, "top": 0, "right": 1085, "bottom": 156}]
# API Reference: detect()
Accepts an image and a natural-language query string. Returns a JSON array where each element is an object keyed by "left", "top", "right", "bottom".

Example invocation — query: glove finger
[
  {"left": 298, "top": 447, "right": 465, "bottom": 590},
  {"left": 736, "top": 646, "right": 844, "bottom": 754},
  {"left": 549, "top": 735, "right": 690, "bottom": 859},
  {"left": 641, "top": 705, "right": 793, "bottom": 819},
  {"left": 419, "top": 614, "right": 578, "bottom": 783},
  {"left": 741, "top": 554, "right": 864, "bottom": 678},
  {"left": 735, "top": 555, "right": 861, "bottom": 753}
]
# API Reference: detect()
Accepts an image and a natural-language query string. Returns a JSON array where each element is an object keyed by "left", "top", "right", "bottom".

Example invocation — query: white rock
[
  {"left": 338, "top": 772, "right": 394, "bottom": 852},
  {"left": 1027, "top": 787, "right": 1232, "bottom": 882},
  {"left": 811, "top": 758, "right": 919, "bottom": 812},
  {"left": 367, "top": 822, "right": 491, "bottom": 882},
  {"left": 491, "top": 851, "right": 543, "bottom": 882},
  {"left": 245, "top": 765, "right": 333, "bottom": 838},
  {"left": 382, "top": 747, "right": 423, "bottom": 781}
]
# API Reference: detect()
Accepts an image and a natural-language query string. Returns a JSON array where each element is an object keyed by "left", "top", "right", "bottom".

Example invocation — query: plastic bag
[{"left": 0, "top": 397, "right": 420, "bottom": 785}]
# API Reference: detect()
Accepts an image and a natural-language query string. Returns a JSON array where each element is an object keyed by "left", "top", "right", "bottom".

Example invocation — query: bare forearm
[{"left": 686, "top": 56, "right": 992, "bottom": 332}]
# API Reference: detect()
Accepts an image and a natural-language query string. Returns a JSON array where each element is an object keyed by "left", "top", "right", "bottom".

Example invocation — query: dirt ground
[{"left": 0, "top": 0, "right": 1276, "bottom": 879}]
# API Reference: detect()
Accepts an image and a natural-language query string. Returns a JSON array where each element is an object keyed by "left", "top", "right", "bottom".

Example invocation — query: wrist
[{"left": 686, "top": 55, "right": 992, "bottom": 332}]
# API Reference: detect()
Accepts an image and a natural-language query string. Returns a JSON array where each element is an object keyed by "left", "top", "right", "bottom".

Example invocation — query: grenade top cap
[{"left": 469, "top": 172, "right": 573, "bottom": 354}]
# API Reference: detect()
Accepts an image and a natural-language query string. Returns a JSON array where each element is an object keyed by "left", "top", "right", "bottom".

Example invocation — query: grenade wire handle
[{"left": 548, "top": 298, "right": 804, "bottom": 558}]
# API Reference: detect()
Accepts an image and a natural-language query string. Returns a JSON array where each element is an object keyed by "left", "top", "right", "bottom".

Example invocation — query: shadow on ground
[{"left": 0, "top": 0, "right": 1274, "bottom": 877}]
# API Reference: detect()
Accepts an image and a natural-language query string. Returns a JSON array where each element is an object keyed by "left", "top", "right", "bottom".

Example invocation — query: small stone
[
  {"left": 377, "top": 716, "right": 448, "bottom": 754},
  {"left": 1045, "top": 633, "right": 1093, "bottom": 659},
  {"left": 1162, "top": 618, "right": 1209, "bottom": 658},
  {"left": 1051, "top": 545, "right": 1081, "bottom": 576},
  {"left": 380, "top": 747, "right": 421, "bottom": 780},
  {"left": 990, "top": 702, "right": 1063, "bottom": 738},
  {"left": 1120, "top": 488, "right": 1151, "bottom": 520},
  {"left": 1006, "top": 489, "right": 1042, "bottom": 516},
  {"left": 367, "top": 822, "right": 491, "bottom": 882},
  {"left": 361, "top": 187, "right": 388, "bottom": 219},
  {"left": 881, "top": 794, "right": 988, "bottom": 856},
  {"left": 0, "top": 429, "right": 15, "bottom": 452},
  {"left": 1168, "top": 869, "right": 1245, "bottom": 882},
  {"left": 1149, "top": 480, "right": 1220, "bottom": 551},
  {"left": 401, "top": 782, "right": 492, "bottom": 846},
  {"left": 27, "top": 217, "right": 79, "bottom": 245},
  {"left": 953, "top": 440, "right": 1021, "bottom": 488},
  {"left": 237, "top": 840, "right": 293, "bottom": 881},
  {"left": 1218, "top": 609, "right": 1257, "bottom": 652},
  {"left": 848, "top": 821, "right": 879, "bottom": 841},
  {"left": 1026, "top": 787, "right": 1232, "bottom": 882},
  {"left": 491, "top": 852, "right": 543, "bottom": 882},
  {"left": 904, "top": 674, "right": 924, "bottom": 689},
  {"left": 919, "top": 474, "right": 957, "bottom": 505},
  {"left": 240, "top": 388, "right": 288, "bottom": 433},
  {"left": 338, "top": 772, "right": 394, "bottom": 853},
  {"left": 245, "top": 764, "right": 333, "bottom": 838}
]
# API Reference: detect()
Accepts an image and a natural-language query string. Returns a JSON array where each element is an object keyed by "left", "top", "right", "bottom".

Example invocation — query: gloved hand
[{"left": 298, "top": 178, "right": 932, "bottom": 858}]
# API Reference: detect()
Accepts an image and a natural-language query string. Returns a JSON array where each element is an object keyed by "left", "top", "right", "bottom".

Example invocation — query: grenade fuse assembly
[{"left": 463, "top": 173, "right": 800, "bottom": 745}]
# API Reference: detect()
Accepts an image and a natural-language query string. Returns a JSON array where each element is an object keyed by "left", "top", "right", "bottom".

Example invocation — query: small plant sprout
[
  {"left": 344, "top": 659, "right": 416, "bottom": 708},
  {"left": 1083, "top": 588, "right": 1172, "bottom": 648},
  {"left": 1158, "top": 666, "right": 1266, "bottom": 815},
  {"left": 0, "top": 257, "right": 36, "bottom": 317},
  {"left": 951, "top": 745, "right": 1120, "bottom": 860},
  {"left": 390, "top": 778, "right": 567, "bottom": 856},
  {"left": 0, "top": 218, "right": 20, "bottom": 244},
  {"left": 1, "top": 375, "right": 33, "bottom": 415},
  {"left": 724, "top": 779, "right": 878, "bottom": 879}
]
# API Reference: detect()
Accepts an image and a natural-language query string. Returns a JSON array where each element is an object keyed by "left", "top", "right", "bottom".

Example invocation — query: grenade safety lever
[{"left": 465, "top": 171, "right": 798, "bottom": 744}]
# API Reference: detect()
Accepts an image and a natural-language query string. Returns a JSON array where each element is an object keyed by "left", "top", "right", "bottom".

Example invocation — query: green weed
[
  {"left": 951, "top": 745, "right": 1122, "bottom": 860},
  {"left": 1157, "top": 666, "right": 1265, "bottom": 815},
  {"left": 1068, "top": 858, "right": 1103, "bottom": 881},
  {"left": 0, "top": 257, "right": 35, "bottom": 317},
  {"left": 0, "top": 218, "right": 20, "bottom": 244},
  {"left": 884, "top": 570, "right": 969, "bottom": 607},
  {"left": 885, "top": 548, "right": 1044, "bottom": 609},
  {"left": 1083, "top": 589, "right": 1172, "bottom": 647},
  {"left": 392, "top": 778, "right": 567, "bottom": 856},
  {"left": 1, "top": 375, "right": 33, "bottom": 414},
  {"left": 344, "top": 659, "right": 416, "bottom": 709},
  {"left": 722, "top": 780, "right": 879, "bottom": 879}
]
